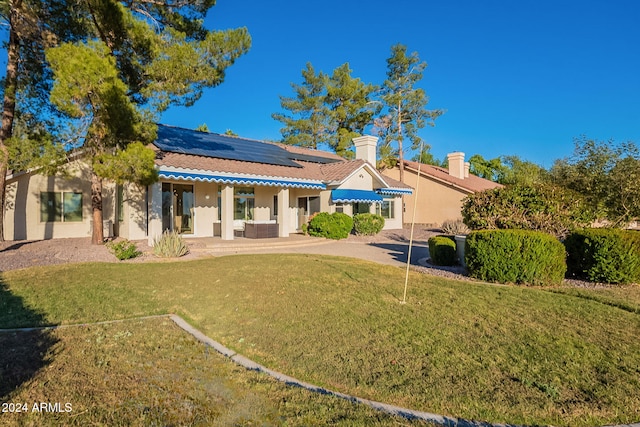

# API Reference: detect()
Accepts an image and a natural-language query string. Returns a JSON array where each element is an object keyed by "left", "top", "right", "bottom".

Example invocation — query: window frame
[{"left": 40, "top": 191, "right": 83, "bottom": 223}]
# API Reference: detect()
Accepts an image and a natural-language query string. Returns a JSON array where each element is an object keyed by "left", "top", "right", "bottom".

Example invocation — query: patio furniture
[{"left": 244, "top": 220, "right": 278, "bottom": 239}]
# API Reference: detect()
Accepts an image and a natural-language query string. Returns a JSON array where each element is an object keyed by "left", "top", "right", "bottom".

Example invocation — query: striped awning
[
  {"left": 331, "top": 189, "right": 383, "bottom": 203},
  {"left": 376, "top": 188, "right": 413, "bottom": 195},
  {"left": 158, "top": 170, "right": 325, "bottom": 190}
]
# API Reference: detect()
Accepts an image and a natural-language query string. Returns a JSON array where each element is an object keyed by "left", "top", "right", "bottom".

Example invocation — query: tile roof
[
  {"left": 402, "top": 160, "right": 502, "bottom": 193},
  {"left": 152, "top": 125, "right": 413, "bottom": 192}
]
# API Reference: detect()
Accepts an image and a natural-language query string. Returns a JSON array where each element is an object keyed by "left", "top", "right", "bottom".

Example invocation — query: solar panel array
[{"left": 155, "top": 125, "right": 340, "bottom": 167}]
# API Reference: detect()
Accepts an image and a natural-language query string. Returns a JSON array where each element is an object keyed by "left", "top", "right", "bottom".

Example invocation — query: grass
[
  {"left": 2, "top": 253, "right": 640, "bottom": 426},
  {"left": 0, "top": 318, "right": 424, "bottom": 426}
]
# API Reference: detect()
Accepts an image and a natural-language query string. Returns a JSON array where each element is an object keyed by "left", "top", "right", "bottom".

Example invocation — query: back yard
[{"left": 1, "top": 254, "right": 639, "bottom": 426}]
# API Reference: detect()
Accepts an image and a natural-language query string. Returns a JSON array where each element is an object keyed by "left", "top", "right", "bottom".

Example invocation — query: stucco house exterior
[
  {"left": 381, "top": 152, "right": 502, "bottom": 226},
  {"left": 3, "top": 125, "right": 412, "bottom": 243}
]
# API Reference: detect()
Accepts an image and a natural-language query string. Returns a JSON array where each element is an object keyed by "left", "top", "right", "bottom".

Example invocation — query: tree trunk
[
  {"left": 397, "top": 100, "right": 404, "bottom": 183},
  {"left": 91, "top": 172, "right": 104, "bottom": 245},
  {"left": 0, "top": 0, "right": 23, "bottom": 242}
]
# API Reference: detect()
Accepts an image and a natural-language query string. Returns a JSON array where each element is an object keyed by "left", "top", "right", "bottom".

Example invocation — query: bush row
[
  {"left": 564, "top": 229, "right": 640, "bottom": 284},
  {"left": 463, "top": 228, "right": 640, "bottom": 286},
  {"left": 465, "top": 229, "right": 566, "bottom": 286},
  {"left": 305, "top": 213, "right": 385, "bottom": 239}
]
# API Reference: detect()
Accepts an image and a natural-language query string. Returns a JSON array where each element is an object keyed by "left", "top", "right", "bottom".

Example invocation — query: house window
[
  {"left": 376, "top": 199, "right": 395, "bottom": 219},
  {"left": 298, "top": 196, "right": 320, "bottom": 215},
  {"left": 273, "top": 195, "right": 278, "bottom": 216},
  {"left": 40, "top": 191, "right": 83, "bottom": 222},
  {"left": 353, "top": 202, "right": 370, "bottom": 215},
  {"left": 335, "top": 203, "right": 344, "bottom": 213},
  {"left": 234, "top": 186, "right": 255, "bottom": 220}
]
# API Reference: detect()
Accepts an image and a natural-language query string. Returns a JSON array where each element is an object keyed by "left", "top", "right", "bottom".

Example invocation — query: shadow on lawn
[{"left": 0, "top": 276, "right": 59, "bottom": 401}]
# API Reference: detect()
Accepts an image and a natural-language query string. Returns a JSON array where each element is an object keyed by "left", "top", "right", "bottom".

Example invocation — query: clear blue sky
[{"left": 161, "top": 0, "right": 640, "bottom": 168}]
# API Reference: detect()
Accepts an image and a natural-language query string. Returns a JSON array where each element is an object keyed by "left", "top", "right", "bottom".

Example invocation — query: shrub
[
  {"left": 564, "top": 228, "right": 640, "bottom": 284},
  {"left": 353, "top": 213, "right": 385, "bottom": 236},
  {"left": 465, "top": 229, "right": 566, "bottom": 286},
  {"left": 428, "top": 235, "right": 457, "bottom": 266},
  {"left": 441, "top": 218, "right": 469, "bottom": 235},
  {"left": 107, "top": 240, "right": 142, "bottom": 260},
  {"left": 462, "top": 184, "right": 595, "bottom": 238},
  {"left": 153, "top": 230, "right": 190, "bottom": 258},
  {"left": 307, "top": 212, "right": 353, "bottom": 240}
]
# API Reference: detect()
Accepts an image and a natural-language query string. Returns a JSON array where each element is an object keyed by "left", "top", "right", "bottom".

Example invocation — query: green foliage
[
  {"left": 93, "top": 142, "right": 158, "bottom": 186},
  {"left": 272, "top": 63, "right": 330, "bottom": 150},
  {"left": 376, "top": 44, "right": 444, "bottom": 163},
  {"left": 411, "top": 144, "right": 444, "bottom": 166},
  {"left": 462, "top": 184, "right": 595, "bottom": 238},
  {"left": 465, "top": 230, "right": 567, "bottom": 285},
  {"left": 564, "top": 229, "right": 640, "bottom": 284},
  {"left": 307, "top": 212, "right": 353, "bottom": 240},
  {"left": 428, "top": 235, "right": 457, "bottom": 266},
  {"left": 550, "top": 137, "right": 640, "bottom": 226},
  {"left": 352, "top": 213, "right": 385, "bottom": 236},
  {"left": 195, "top": 123, "right": 210, "bottom": 132},
  {"left": 153, "top": 230, "right": 190, "bottom": 258},
  {"left": 273, "top": 62, "right": 377, "bottom": 157},
  {"left": 106, "top": 239, "right": 142, "bottom": 261}
]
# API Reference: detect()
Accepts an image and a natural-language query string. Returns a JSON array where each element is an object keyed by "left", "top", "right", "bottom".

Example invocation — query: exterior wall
[
  {"left": 117, "top": 183, "right": 149, "bottom": 241},
  {"left": 382, "top": 196, "right": 404, "bottom": 230},
  {"left": 339, "top": 170, "right": 374, "bottom": 190},
  {"left": 3, "top": 161, "right": 117, "bottom": 241},
  {"left": 382, "top": 168, "right": 470, "bottom": 226},
  {"left": 193, "top": 182, "right": 216, "bottom": 237}
]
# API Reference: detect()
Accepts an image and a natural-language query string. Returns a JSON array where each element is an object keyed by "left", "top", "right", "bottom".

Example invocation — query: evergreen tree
[
  {"left": 273, "top": 62, "right": 378, "bottom": 157},
  {"left": 377, "top": 44, "right": 443, "bottom": 182},
  {"left": 325, "top": 63, "right": 378, "bottom": 158},
  {"left": 272, "top": 63, "right": 330, "bottom": 150},
  {"left": 3, "top": 0, "right": 251, "bottom": 244}
]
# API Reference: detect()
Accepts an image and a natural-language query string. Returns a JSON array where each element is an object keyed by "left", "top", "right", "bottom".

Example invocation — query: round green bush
[
  {"left": 564, "top": 228, "right": 640, "bottom": 284},
  {"left": 307, "top": 212, "right": 353, "bottom": 240},
  {"left": 353, "top": 213, "right": 385, "bottom": 236},
  {"left": 465, "top": 229, "right": 566, "bottom": 286},
  {"left": 428, "top": 235, "right": 457, "bottom": 266}
]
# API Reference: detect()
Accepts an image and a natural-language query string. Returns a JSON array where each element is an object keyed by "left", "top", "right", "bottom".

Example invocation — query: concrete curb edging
[
  {"left": 169, "top": 314, "right": 516, "bottom": 427},
  {"left": 3, "top": 315, "right": 638, "bottom": 427}
]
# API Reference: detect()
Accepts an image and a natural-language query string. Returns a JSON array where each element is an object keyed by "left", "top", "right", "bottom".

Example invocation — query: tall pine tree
[
  {"left": 377, "top": 44, "right": 443, "bottom": 182},
  {"left": 44, "top": 1, "right": 250, "bottom": 244}
]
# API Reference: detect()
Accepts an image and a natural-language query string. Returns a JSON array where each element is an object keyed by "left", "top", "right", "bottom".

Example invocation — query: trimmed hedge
[
  {"left": 307, "top": 212, "right": 353, "bottom": 240},
  {"left": 353, "top": 213, "right": 385, "bottom": 236},
  {"left": 564, "top": 228, "right": 640, "bottom": 284},
  {"left": 428, "top": 235, "right": 457, "bottom": 266},
  {"left": 465, "top": 229, "right": 566, "bottom": 286}
]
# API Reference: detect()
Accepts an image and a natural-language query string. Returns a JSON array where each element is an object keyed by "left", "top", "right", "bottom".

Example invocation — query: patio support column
[
  {"left": 220, "top": 184, "right": 234, "bottom": 240},
  {"left": 277, "top": 187, "right": 290, "bottom": 237},
  {"left": 147, "top": 181, "right": 162, "bottom": 246}
]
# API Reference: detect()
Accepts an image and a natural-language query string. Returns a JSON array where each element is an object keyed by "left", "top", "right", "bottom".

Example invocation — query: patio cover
[
  {"left": 375, "top": 188, "right": 413, "bottom": 195},
  {"left": 331, "top": 189, "right": 384, "bottom": 203}
]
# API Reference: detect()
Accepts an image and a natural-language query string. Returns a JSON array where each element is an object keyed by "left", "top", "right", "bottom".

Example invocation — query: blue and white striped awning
[
  {"left": 158, "top": 170, "right": 325, "bottom": 190},
  {"left": 376, "top": 188, "right": 413, "bottom": 195},
  {"left": 331, "top": 189, "right": 383, "bottom": 203}
]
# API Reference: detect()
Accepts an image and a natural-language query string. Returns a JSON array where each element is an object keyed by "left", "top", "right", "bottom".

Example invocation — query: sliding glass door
[{"left": 161, "top": 183, "right": 194, "bottom": 234}]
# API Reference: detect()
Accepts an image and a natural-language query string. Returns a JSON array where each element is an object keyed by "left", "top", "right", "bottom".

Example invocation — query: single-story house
[
  {"left": 381, "top": 152, "right": 502, "bottom": 226},
  {"left": 3, "top": 124, "right": 412, "bottom": 243}
]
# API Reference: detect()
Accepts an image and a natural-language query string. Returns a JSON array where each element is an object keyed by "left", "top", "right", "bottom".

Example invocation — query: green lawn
[
  {"left": 1, "top": 317, "right": 423, "bottom": 426},
  {"left": 2, "top": 253, "right": 640, "bottom": 426}
]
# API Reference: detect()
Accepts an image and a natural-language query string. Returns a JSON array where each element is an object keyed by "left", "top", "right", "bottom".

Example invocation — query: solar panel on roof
[{"left": 154, "top": 124, "right": 304, "bottom": 168}]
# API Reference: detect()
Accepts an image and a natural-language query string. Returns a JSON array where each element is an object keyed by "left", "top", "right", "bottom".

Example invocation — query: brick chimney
[
  {"left": 353, "top": 135, "right": 378, "bottom": 165},
  {"left": 447, "top": 152, "right": 466, "bottom": 179}
]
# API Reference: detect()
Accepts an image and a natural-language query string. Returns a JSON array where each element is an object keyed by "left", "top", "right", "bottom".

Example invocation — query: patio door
[{"left": 162, "top": 183, "right": 194, "bottom": 234}]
